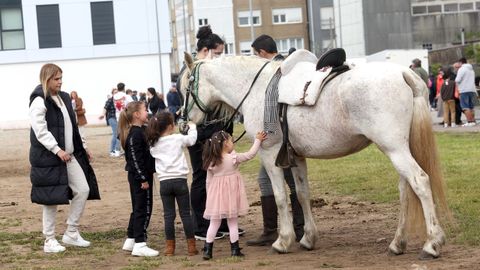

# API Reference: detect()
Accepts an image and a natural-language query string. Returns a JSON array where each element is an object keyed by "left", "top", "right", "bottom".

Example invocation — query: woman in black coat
[
  {"left": 29, "top": 63, "right": 100, "bottom": 253},
  {"left": 146, "top": 87, "right": 166, "bottom": 117}
]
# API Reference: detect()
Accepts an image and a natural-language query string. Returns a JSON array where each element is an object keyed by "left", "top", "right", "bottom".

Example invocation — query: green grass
[{"left": 233, "top": 126, "right": 480, "bottom": 246}]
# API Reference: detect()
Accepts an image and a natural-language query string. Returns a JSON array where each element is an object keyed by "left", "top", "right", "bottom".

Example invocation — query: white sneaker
[
  {"left": 112, "top": 151, "right": 121, "bottom": 157},
  {"left": 44, "top": 238, "right": 66, "bottom": 253},
  {"left": 122, "top": 238, "right": 135, "bottom": 251},
  {"left": 444, "top": 123, "right": 448, "bottom": 128},
  {"left": 451, "top": 123, "right": 457, "bottom": 128},
  {"left": 62, "top": 231, "right": 91, "bottom": 247},
  {"left": 131, "top": 242, "right": 159, "bottom": 257}
]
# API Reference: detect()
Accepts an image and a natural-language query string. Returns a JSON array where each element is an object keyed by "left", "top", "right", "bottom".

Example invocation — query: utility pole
[
  {"left": 307, "top": 0, "right": 315, "bottom": 54},
  {"left": 249, "top": 0, "right": 255, "bottom": 45},
  {"left": 182, "top": 0, "right": 188, "bottom": 52},
  {"left": 154, "top": 0, "right": 164, "bottom": 94}
]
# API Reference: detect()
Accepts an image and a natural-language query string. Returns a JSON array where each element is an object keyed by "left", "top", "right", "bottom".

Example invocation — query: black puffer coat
[{"left": 29, "top": 85, "right": 100, "bottom": 205}]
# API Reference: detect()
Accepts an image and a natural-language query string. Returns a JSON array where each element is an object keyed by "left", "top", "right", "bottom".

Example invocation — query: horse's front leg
[
  {"left": 261, "top": 151, "right": 295, "bottom": 253},
  {"left": 290, "top": 157, "right": 318, "bottom": 250}
]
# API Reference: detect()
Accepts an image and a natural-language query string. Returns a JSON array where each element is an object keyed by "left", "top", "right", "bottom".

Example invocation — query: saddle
[{"left": 277, "top": 48, "right": 350, "bottom": 106}]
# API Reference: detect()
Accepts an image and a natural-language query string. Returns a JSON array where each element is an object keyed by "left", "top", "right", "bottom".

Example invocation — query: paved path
[{"left": 430, "top": 105, "right": 480, "bottom": 133}]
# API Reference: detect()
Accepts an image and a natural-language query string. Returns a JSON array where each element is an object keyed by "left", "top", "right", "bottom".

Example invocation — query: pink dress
[{"left": 203, "top": 139, "right": 261, "bottom": 220}]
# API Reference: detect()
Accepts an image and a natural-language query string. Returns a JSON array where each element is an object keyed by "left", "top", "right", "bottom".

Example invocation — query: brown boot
[
  {"left": 164, "top": 240, "right": 175, "bottom": 256},
  {"left": 187, "top": 238, "right": 198, "bottom": 256}
]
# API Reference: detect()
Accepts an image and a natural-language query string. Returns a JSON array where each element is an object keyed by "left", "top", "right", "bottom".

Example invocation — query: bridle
[{"left": 180, "top": 60, "right": 270, "bottom": 142}]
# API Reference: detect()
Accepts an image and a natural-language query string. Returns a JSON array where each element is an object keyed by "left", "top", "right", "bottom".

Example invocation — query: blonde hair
[
  {"left": 39, "top": 63, "right": 62, "bottom": 98},
  {"left": 118, "top": 101, "right": 145, "bottom": 149}
]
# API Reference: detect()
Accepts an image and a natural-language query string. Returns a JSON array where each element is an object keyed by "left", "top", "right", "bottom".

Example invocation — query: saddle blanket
[{"left": 278, "top": 61, "right": 332, "bottom": 106}]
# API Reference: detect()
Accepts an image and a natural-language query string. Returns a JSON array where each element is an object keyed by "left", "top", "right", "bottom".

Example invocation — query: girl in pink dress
[{"left": 201, "top": 130, "right": 267, "bottom": 260}]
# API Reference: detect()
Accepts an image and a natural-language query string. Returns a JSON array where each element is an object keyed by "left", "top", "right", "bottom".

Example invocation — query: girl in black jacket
[{"left": 118, "top": 101, "right": 158, "bottom": 257}]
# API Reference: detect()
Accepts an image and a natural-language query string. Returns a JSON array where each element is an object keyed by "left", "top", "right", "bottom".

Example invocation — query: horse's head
[{"left": 178, "top": 52, "right": 216, "bottom": 124}]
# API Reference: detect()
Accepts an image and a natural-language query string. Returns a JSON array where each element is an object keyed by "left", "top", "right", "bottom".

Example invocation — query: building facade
[
  {"left": 0, "top": 0, "right": 171, "bottom": 129},
  {"left": 233, "top": 0, "right": 310, "bottom": 55},
  {"left": 310, "top": 0, "right": 479, "bottom": 58}
]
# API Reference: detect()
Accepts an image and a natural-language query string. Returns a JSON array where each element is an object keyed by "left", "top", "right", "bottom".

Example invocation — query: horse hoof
[
  {"left": 419, "top": 250, "right": 439, "bottom": 260},
  {"left": 269, "top": 247, "right": 288, "bottom": 254},
  {"left": 388, "top": 248, "right": 404, "bottom": 256},
  {"left": 299, "top": 240, "right": 314, "bottom": 251}
]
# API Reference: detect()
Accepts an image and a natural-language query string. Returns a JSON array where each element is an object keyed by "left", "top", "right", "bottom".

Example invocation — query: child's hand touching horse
[{"left": 256, "top": 131, "right": 267, "bottom": 142}]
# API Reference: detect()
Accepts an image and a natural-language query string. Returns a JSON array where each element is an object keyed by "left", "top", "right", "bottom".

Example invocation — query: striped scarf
[{"left": 264, "top": 68, "right": 282, "bottom": 134}]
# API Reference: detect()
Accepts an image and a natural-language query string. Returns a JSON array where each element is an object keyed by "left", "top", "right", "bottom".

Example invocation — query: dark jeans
[
  {"left": 160, "top": 178, "right": 195, "bottom": 240},
  {"left": 188, "top": 142, "right": 209, "bottom": 234},
  {"left": 127, "top": 172, "right": 153, "bottom": 243}
]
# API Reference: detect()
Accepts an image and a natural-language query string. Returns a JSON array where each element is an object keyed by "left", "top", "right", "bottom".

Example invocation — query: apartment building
[
  {"left": 233, "top": 0, "right": 309, "bottom": 55},
  {"left": 169, "top": 0, "right": 235, "bottom": 73},
  {"left": 0, "top": 0, "right": 171, "bottom": 129}
]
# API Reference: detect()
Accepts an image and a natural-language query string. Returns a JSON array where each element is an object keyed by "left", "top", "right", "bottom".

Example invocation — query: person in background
[
  {"left": 139, "top": 92, "right": 147, "bottom": 103},
  {"left": 440, "top": 68, "right": 458, "bottom": 128},
  {"left": 167, "top": 86, "right": 182, "bottom": 122},
  {"left": 70, "top": 91, "right": 87, "bottom": 139},
  {"left": 411, "top": 58, "right": 429, "bottom": 86},
  {"left": 114, "top": 82, "right": 133, "bottom": 120},
  {"left": 146, "top": 87, "right": 165, "bottom": 117},
  {"left": 99, "top": 88, "right": 121, "bottom": 157},
  {"left": 288, "top": 47, "right": 296, "bottom": 57},
  {"left": 29, "top": 63, "right": 100, "bottom": 253},
  {"left": 455, "top": 57, "right": 477, "bottom": 126},
  {"left": 132, "top": 90, "right": 139, "bottom": 101}
]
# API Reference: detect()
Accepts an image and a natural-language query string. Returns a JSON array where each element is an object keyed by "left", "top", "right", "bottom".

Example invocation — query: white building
[{"left": 0, "top": 0, "right": 171, "bottom": 129}]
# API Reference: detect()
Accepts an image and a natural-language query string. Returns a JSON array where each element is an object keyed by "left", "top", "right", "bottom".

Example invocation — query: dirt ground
[{"left": 1, "top": 126, "right": 479, "bottom": 270}]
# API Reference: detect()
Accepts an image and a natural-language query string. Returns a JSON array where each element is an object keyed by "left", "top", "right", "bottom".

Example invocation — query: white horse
[{"left": 180, "top": 53, "right": 450, "bottom": 259}]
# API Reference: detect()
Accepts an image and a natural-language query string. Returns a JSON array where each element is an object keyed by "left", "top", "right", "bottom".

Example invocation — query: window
[
  {"left": 412, "top": 5, "right": 427, "bottom": 15},
  {"left": 91, "top": 1, "right": 116, "bottom": 45},
  {"left": 459, "top": 2, "right": 474, "bottom": 11},
  {"left": 37, "top": 5, "right": 61, "bottom": 48},
  {"left": 272, "top": 8, "right": 302, "bottom": 24},
  {"left": 0, "top": 0, "right": 25, "bottom": 50},
  {"left": 320, "top": 7, "right": 334, "bottom": 30},
  {"left": 422, "top": 43, "right": 432, "bottom": 50},
  {"left": 237, "top": 10, "right": 261, "bottom": 27},
  {"left": 224, "top": 43, "right": 234, "bottom": 55},
  {"left": 198, "top": 18, "right": 208, "bottom": 26},
  {"left": 477, "top": 2, "right": 480, "bottom": 10},
  {"left": 239, "top": 41, "right": 252, "bottom": 55},
  {"left": 427, "top": 5, "right": 441, "bottom": 14},
  {"left": 444, "top": 3, "right": 458, "bottom": 12},
  {"left": 275, "top": 38, "right": 303, "bottom": 54}
]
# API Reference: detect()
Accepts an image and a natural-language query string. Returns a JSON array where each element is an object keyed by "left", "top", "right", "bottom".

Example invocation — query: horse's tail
[{"left": 402, "top": 70, "right": 451, "bottom": 237}]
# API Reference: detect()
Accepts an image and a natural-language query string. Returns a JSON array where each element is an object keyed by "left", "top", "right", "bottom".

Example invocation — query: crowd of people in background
[{"left": 412, "top": 57, "right": 479, "bottom": 128}]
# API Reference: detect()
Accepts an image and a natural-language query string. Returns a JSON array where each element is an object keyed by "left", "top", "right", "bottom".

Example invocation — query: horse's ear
[{"left": 184, "top": 52, "right": 194, "bottom": 70}]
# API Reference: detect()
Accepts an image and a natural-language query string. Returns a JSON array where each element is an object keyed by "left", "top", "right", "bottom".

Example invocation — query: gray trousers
[
  {"left": 258, "top": 165, "right": 296, "bottom": 197},
  {"left": 42, "top": 157, "right": 90, "bottom": 240}
]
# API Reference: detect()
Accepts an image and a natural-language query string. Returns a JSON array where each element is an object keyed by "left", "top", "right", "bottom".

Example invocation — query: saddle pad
[{"left": 278, "top": 62, "right": 332, "bottom": 106}]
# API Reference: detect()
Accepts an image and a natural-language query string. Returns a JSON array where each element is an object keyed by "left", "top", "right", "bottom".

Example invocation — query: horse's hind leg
[
  {"left": 290, "top": 157, "right": 318, "bottom": 250},
  {"left": 386, "top": 149, "right": 445, "bottom": 258},
  {"left": 388, "top": 177, "right": 408, "bottom": 255}
]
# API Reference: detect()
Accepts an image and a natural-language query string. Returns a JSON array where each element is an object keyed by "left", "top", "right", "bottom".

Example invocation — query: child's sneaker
[
  {"left": 62, "top": 230, "right": 91, "bottom": 247},
  {"left": 44, "top": 238, "right": 66, "bottom": 253},
  {"left": 131, "top": 242, "right": 159, "bottom": 257},
  {"left": 443, "top": 123, "right": 448, "bottom": 128},
  {"left": 122, "top": 238, "right": 135, "bottom": 251}
]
